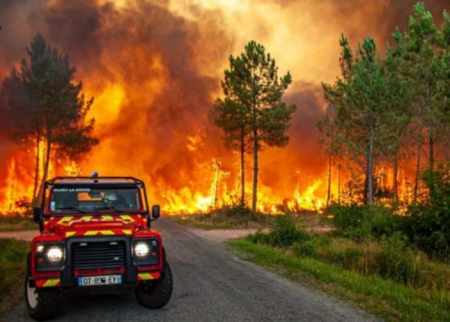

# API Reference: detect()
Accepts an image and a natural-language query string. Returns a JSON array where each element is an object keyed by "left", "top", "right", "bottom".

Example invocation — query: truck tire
[
  {"left": 25, "top": 274, "right": 60, "bottom": 321},
  {"left": 135, "top": 262, "right": 173, "bottom": 309}
]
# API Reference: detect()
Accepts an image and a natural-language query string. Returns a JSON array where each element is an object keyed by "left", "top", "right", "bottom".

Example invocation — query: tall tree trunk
[
  {"left": 367, "top": 123, "right": 375, "bottom": 204},
  {"left": 32, "top": 133, "right": 41, "bottom": 207},
  {"left": 42, "top": 137, "right": 52, "bottom": 187},
  {"left": 252, "top": 127, "right": 258, "bottom": 215},
  {"left": 414, "top": 139, "right": 422, "bottom": 203},
  {"left": 426, "top": 84, "right": 434, "bottom": 173},
  {"left": 326, "top": 152, "right": 332, "bottom": 208},
  {"left": 426, "top": 84, "right": 435, "bottom": 199},
  {"left": 36, "top": 136, "right": 52, "bottom": 202},
  {"left": 428, "top": 117, "right": 435, "bottom": 199},
  {"left": 240, "top": 124, "right": 245, "bottom": 207},
  {"left": 337, "top": 163, "right": 341, "bottom": 205},
  {"left": 212, "top": 160, "right": 220, "bottom": 208},
  {"left": 393, "top": 153, "right": 399, "bottom": 204}
]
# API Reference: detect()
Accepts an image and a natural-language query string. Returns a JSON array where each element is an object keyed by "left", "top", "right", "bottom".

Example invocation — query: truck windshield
[{"left": 49, "top": 187, "right": 142, "bottom": 213}]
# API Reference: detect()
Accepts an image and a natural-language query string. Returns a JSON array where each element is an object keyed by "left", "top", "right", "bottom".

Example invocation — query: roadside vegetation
[
  {"left": 224, "top": 162, "right": 450, "bottom": 320},
  {"left": 229, "top": 212, "right": 450, "bottom": 321},
  {"left": 0, "top": 215, "right": 36, "bottom": 232},
  {"left": 0, "top": 238, "right": 29, "bottom": 314}
]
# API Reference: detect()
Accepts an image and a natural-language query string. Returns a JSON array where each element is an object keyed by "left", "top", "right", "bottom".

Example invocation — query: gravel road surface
[{"left": 1, "top": 219, "right": 378, "bottom": 322}]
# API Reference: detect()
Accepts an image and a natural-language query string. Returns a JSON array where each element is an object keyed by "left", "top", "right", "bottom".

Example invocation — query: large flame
[{"left": 0, "top": 0, "right": 448, "bottom": 215}]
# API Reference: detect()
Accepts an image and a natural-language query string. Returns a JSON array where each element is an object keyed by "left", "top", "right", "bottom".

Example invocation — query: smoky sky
[{"left": 0, "top": 0, "right": 449, "bottom": 205}]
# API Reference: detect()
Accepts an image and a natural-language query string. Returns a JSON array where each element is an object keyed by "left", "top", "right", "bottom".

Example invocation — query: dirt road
[{"left": 2, "top": 220, "right": 378, "bottom": 321}]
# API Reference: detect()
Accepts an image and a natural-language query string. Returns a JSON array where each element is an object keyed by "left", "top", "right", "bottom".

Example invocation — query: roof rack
[{"left": 46, "top": 176, "right": 144, "bottom": 185}]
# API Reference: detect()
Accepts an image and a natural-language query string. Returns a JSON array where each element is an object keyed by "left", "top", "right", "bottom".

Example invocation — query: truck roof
[{"left": 46, "top": 176, "right": 145, "bottom": 185}]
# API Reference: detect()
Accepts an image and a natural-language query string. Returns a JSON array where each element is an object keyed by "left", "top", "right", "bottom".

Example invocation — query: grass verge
[
  {"left": 0, "top": 215, "right": 36, "bottom": 232},
  {"left": 0, "top": 238, "right": 29, "bottom": 314},
  {"left": 228, "top": 237, "right": 450, "bottom": 321}
]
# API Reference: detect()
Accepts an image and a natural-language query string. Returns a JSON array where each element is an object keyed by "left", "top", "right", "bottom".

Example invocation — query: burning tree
[
  {"left": 321, "top": 36, "right": 409, "bottom": 205},
  {"left": 215, "top": 40, "right": 296, "bottom": 214},
  {"left": 0, "top": 33, "right": 99, "bottom": 205}
]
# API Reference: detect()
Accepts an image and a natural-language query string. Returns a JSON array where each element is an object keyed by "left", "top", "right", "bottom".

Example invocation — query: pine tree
[
  {"left": 0, "top": 33, "right": 99, "bottom": 204},
  {"left": 215, "top": 41, "right": 296, "bottom": 213},
  {"left": 322, "top": 36, "right": 408, "bottom": 204}
]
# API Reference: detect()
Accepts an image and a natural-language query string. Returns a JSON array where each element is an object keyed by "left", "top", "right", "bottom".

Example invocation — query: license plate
[{"left": 78, "top": 275, "right": 122, "bottom": 286}]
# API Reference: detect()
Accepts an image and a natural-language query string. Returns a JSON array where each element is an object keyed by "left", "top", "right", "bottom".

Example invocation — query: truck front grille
[{"left": 72, "top": 241, "right": 126, "bottom": 270}]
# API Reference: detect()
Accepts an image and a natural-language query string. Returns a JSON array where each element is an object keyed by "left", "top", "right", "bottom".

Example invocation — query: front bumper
[{"left": 33, "top": 235, "right": 161, "bottom": 288}]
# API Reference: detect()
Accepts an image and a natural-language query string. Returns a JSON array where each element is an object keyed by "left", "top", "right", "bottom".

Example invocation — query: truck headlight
[
  {"left": 134, "top": 242, "right": 150, "bottom": 258},
  {"left": 46, "top": 246, "right": 63, "bottom": 263}
]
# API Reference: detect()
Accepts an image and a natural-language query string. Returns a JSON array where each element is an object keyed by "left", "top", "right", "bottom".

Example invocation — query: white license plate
[{"left": 78, "top": 275, "right": 122, "bottom": 286}]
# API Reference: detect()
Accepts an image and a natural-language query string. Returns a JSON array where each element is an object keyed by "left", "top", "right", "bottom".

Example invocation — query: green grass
[
  {"left": 0, "top": 215, "right": 37, "bottom": 232},
  {"left": 0, "top": 238, "right": 29, "bottom": 314},
  {"left": 228, "top": 238, "right": 450, "bottom": 322}
]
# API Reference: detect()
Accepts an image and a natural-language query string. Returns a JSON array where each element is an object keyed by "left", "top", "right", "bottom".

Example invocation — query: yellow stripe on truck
[
  {"left": 66, "top": 230, "right": 132, "bottom": 237},
  {"left": 60, "top": 216, "right": 72, "bottom": 223},
  {"left": 138, "top": 273, "right": 155, "bottom": 280},
  {"left": 43, "top": 279, "right": 60, "bottom": 287},
  {"left": 84, "top": 230, "right": 115, "bottom": 236}
]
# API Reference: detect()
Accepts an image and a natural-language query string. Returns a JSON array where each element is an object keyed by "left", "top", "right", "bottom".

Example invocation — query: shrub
[
  {"left": 316, "top": 237, "right": 365, "bottom": 270},
  {"left": 377, "top": 232, "right": 415, "bottom": 285},
  {"left": 327, "top": 203, "right": 398, "bottom": 241},
  {"left": 403, "top": 164, "right": 450, "bottom": 260},
  {"left": 248, "top": 230, "right": 272, "bottom": 245},
  {"left": 292, "top": 235, "right": 331, "bottom": 258},
  {"left": 293, "top": 240, "right": 317, "bottom": 258},
  {"left": 268, "top": 214, "right": 310, "bottom": 247}
]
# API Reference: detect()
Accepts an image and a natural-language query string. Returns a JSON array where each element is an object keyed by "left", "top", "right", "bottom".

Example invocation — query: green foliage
[
  {"left": 230, "top": 238, "right": 450, "bottom": 321},
  {"left": 0, "top": 33, "right": 99, "bottom": 204},
  {"left": 268, "top": 214, "right": 309, "bottom": 247},
  {"left": 403, "top": 164, "right": 450, "bottom": 260},
  {"left": 327, "top": 204, "right": 398, "bottom": 241},
  {"left": 292, "top": 235, "right": 330, "bottom": 258},
  {"left": 377, "top": 233, "right": 415, "bottom": 285},
  {"left": 400, "top": 2, "right": 450, "bottom": 176},
  {"left": 248, "top": 230, "right": 273, "bottom": 245},
  {"left": 249, "top": 214, "right": 309, "bottom": 247},
  {"left": 215, "top": 40, "right": 296, "bottom": 213},
  {"left": 326, "top": 244, "right": 364, "bottom": 270},
  {"left": 293, "top": 239, "right": 318, "bottom": 258},
  {"left": 0, "top": 239, "right": 29, "bottom": 314},
  {"left": 321, "top": 34, "right": 409, "bottom": 204}
]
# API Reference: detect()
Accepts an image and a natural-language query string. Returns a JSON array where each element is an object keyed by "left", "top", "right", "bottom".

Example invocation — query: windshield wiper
[
  {"left": 57, "top": 207, "right": 85, "bottom": 213},
  {"left": 94, "top": 206, "right": 121, "bottom": 212}
]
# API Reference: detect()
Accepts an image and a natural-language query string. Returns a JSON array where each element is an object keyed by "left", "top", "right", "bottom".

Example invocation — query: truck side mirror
[
  {"left": 33, "top": 207, "right": 42, "bottom": 224},
  {"left": 152, "top": 205, "right": 160, "bottom": 219}
]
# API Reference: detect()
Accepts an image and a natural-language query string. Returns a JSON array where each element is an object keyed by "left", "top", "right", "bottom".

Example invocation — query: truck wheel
[
  {"left": 135, "top": 262, "right": 173, "bottom": 309},
  {"left": 25, "top": 274, "right": 60, "bottom": 321}
]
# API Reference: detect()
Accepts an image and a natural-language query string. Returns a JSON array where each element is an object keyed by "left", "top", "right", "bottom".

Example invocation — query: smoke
[{"left": 0, "top": 0, "right": 449, "bottom": 209}]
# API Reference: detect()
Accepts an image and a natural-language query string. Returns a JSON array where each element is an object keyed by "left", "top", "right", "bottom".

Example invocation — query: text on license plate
[{"left": 78, "top": 275, "right": 122, "bottom": 286}]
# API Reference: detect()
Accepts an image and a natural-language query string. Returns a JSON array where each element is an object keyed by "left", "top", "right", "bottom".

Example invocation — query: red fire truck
[{"left": 25, "top": 175, "right": 173, "bottom": 320}]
